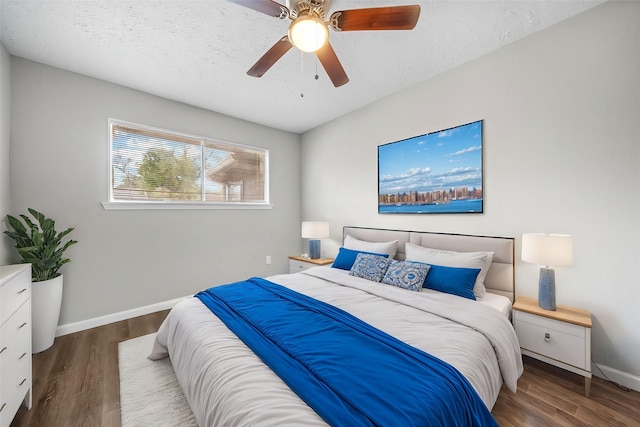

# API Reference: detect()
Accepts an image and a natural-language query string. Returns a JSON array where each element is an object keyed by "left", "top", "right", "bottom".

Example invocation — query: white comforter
[{"left": 150, "top": 267, "right": 523, "bottom": 426}]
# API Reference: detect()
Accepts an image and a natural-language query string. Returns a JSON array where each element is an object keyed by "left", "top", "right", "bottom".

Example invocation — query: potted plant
[{"left": 4, "top": 208, "right": 78, "bottom": 353}]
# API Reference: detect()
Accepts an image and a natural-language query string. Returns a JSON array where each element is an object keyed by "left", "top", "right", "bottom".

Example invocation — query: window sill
[{"left": 102, "top": 201, "right": 273, "bottom": 210}]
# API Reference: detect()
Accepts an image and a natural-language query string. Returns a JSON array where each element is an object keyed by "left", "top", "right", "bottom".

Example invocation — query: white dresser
[{"left": 0, "top": 264, "right": 32, "bottom": 427}]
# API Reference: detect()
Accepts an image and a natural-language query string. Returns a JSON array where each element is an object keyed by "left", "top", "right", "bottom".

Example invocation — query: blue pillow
[
  {"left": 349, "top": 253, "right": 394, "bottom": 282},
  {"left": 381, "top": 261, "right": 431, "bottom": 292},
  {"left": 332, "top": 247, "right": 389, "bottom": 271},
  {"left": 423, "top": 264, "right": 480, "bottom": 300}
]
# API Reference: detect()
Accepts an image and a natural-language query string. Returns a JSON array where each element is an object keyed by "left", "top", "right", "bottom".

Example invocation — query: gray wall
[
  {"left": 8, "top": 58, "right": 302, "bottom": 324},
  {"left": 301, "top": 2, "right": 640, "bottom": 383},
  {"left": 0, "top": 41, "right": 11, "bottom": 264}
]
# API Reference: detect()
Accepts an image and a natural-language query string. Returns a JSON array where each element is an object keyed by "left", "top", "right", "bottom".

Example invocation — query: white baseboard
[
  {"left": 592, "top": 362, "right": 640, "bottom": 393},
  {"left": 56, "top": 295, "right": 192, "bottom": 337}
]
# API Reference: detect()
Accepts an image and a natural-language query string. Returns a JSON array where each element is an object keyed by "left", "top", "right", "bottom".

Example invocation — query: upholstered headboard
[{"left": 343, "top": 226, "right": 515, "bottom": 302}]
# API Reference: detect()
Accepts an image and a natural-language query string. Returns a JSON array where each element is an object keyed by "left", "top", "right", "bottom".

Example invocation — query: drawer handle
[
  {"left": 544, "top": 332, "right": 551, "bottom": 342},
  {"left": 0, "top": 402, "right": 5, "bottom": 412},
  {"left": 19, "top": 378, "right": 27, "bottom": 386},
  {"left": 19, "top": 322, "right": 28, "bottom": 329},
  {"left": 19, "top": 352, "right": 28, "bottom": 360},
  {"left": 0, "top": 347, "right": 6, "bottom": 354},
  {"left": 18, "top": 287, "right": 28, "bottom": 294}
]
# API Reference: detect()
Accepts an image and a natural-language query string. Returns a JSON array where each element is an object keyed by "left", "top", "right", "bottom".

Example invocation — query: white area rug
[{"left": 119, "top": 333, "right": 197, "bottom": 427}]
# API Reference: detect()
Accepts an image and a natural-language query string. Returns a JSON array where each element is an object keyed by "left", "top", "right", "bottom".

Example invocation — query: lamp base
[
  {"left": 309, "top": 239, "right": 321, "bottom": 259},
  {"left": 538, "top": 267, "right": 556, "bottom": 311}
]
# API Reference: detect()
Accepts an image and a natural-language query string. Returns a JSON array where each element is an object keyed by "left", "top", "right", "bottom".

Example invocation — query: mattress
[
  {"left": 420, "top": 287, "right": 513, "bottom": 317},
  {"left": 478, "top": 292, "right": 513, "bottom": 317},
  {"left": 150, "top": 267, "right": 523, "bottom": 426}
]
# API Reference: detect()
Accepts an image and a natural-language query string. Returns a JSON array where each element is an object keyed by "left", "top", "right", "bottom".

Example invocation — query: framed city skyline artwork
[{"left": 378, "top": 120, "right": 483, "bottom": 214}]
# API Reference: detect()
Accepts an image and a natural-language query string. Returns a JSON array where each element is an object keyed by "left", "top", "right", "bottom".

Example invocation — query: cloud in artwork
[
  {"left": 449, "top": 146, "right": 482, "bottom": 156},
  {"left": 380, "top": 166, "right": 481, "bottom": 194}
]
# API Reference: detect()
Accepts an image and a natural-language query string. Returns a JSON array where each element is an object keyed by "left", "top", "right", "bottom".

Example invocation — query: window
[{"left": 106, "top": 119, "right": 270, "bottom": 209}]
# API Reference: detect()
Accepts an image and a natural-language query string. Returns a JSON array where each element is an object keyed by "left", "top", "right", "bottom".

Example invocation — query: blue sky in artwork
[{"left": 378, "top": 121, "right": 483, "bottom": 195}]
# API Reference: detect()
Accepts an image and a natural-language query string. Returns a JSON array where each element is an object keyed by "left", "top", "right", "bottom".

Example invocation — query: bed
[{"left": 150, "top": 227, "right": 523, "bottom": 426}]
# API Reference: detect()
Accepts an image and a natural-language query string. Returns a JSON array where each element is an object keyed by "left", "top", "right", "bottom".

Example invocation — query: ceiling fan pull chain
[
  {"left": 300, "top": 50, "right": 305, "bottom": 98},
  {"left": 315, "top": 55, "right": 319, "bottom": 80}
]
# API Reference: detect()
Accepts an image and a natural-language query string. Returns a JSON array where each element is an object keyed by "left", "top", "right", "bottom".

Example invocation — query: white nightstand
[
  {"left": 288, "top": 256, "right": 334, "bottom": 274},
  {"left": 513, "top": 296, "right": 592, "bottom": 397}
]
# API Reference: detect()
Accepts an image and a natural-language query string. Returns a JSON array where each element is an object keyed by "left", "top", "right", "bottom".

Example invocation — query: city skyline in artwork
[{"left": 378, "top": 120, "right": 483, "bottom": 214}]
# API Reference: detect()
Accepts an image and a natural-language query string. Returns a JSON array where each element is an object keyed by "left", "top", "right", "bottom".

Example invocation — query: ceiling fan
[{"left": 228, "top": 0, "right": 421, "bottom": 87}]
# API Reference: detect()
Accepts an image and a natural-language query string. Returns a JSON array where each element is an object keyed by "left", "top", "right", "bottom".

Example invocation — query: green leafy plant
[{"left": 4, "top": 208, "right": 78, "bottom": 282}]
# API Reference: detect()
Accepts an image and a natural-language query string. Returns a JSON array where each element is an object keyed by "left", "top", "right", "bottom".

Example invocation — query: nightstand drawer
[
  {"left": 514, "top": 311, "right": 587, "bottom": 369},
  {"left": 516, "top": 310, "right": 585, "bottom": 337},
  {"left": 289, "top": 259, "right": 313, "bottom": 273}
]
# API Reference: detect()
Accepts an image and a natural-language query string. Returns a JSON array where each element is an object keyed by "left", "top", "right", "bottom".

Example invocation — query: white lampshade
[
  {"left": 301, "top": 221, "right": 330, "bottom": 239},
  {"left": 522, "top": 233, "right": 574, "bottom": 267},
  {"left": 288, "top": 16, "right": 328, "bottom": 53}
]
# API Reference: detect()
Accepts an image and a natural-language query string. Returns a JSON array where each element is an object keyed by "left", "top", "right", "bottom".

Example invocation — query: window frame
[{"left": 103, "top": 119, "right": 271, "bottom": 210}]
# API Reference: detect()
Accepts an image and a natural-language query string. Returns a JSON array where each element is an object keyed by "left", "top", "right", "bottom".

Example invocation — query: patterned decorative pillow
[
  {"left": 349, "top": 253, "right": 393, "bottom": 282},
  {"left": 381, "top": 261, "right": 431, "bottom": 292}
]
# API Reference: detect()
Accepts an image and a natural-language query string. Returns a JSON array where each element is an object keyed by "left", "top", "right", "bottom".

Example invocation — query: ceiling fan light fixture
[{"left": 288, "top": 15, "right": 329, "bottom": 53}]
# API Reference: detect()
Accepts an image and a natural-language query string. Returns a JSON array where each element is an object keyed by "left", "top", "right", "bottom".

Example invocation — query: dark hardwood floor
[
  {"left": 11, "top": 310, "right": 169, "bottom": 427},
  {"left": 11, "top": 310, "right": 640, "bottom": 426}
]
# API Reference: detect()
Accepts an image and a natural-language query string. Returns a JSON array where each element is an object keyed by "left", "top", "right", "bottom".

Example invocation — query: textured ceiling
[{"left": 0, "top": 0, "right": 604, "bottom": 133}]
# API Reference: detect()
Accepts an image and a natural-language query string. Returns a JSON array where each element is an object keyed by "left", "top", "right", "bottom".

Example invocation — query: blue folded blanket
[{"left": 195, "top": 277, "right": 497, "bottom": 427}]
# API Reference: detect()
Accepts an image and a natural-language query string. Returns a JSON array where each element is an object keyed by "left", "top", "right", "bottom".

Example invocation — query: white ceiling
[{"left": 0, "top": 0, "right": 604, "bottom": 134}]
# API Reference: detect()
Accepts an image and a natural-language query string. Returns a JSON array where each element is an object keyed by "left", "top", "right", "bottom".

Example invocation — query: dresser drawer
[
  {"left": 3, "top": 300, "right": 31, "bottom": 356},
  {"left": 514, "top": 311, "right": 587, "bottom": 370},
  {"left": 0, "top": 267, "right": 31, "bottom": 325},
  {"left": 1, "top": 301, "right": 32, "bottom": 424}
]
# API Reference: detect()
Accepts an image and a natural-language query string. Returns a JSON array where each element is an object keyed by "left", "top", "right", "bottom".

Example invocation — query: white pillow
[
  {"left": 344, "top": 234, "right": 398, "bottom": 258},
  {"left": 404, "top": 242, "right": 494, "bottom": 298}
]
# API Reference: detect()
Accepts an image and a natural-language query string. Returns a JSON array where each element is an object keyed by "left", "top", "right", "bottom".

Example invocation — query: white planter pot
[{"left": 31, "top": 274, "right": 63, "bottom": 353}]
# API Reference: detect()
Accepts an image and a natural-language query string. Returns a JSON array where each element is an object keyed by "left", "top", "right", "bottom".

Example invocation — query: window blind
[{"left": 110, "top": 120, "right": 268, "bottom": 204}]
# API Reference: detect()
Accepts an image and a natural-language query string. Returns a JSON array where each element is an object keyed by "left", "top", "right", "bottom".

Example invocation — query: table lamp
[
  {"left": 301, "top": 221, "right": 329, "bottom": 259},
  {"left": 521, "top": 233, "right": 573, "bottom": 311}
]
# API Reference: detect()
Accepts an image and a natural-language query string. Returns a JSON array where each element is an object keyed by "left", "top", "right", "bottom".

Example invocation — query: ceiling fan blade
[
  {"left": 330, "top": 5, "right": 421, "bottom": 31},
  {"left": 316, "top": 42, "right": 349, "bottom": 87},
  {"left": 247, "top": 36, "right": 293, "bottom": 78},
  {"left": 227, "top": 0, "right": 289, "bottom": 19}
]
